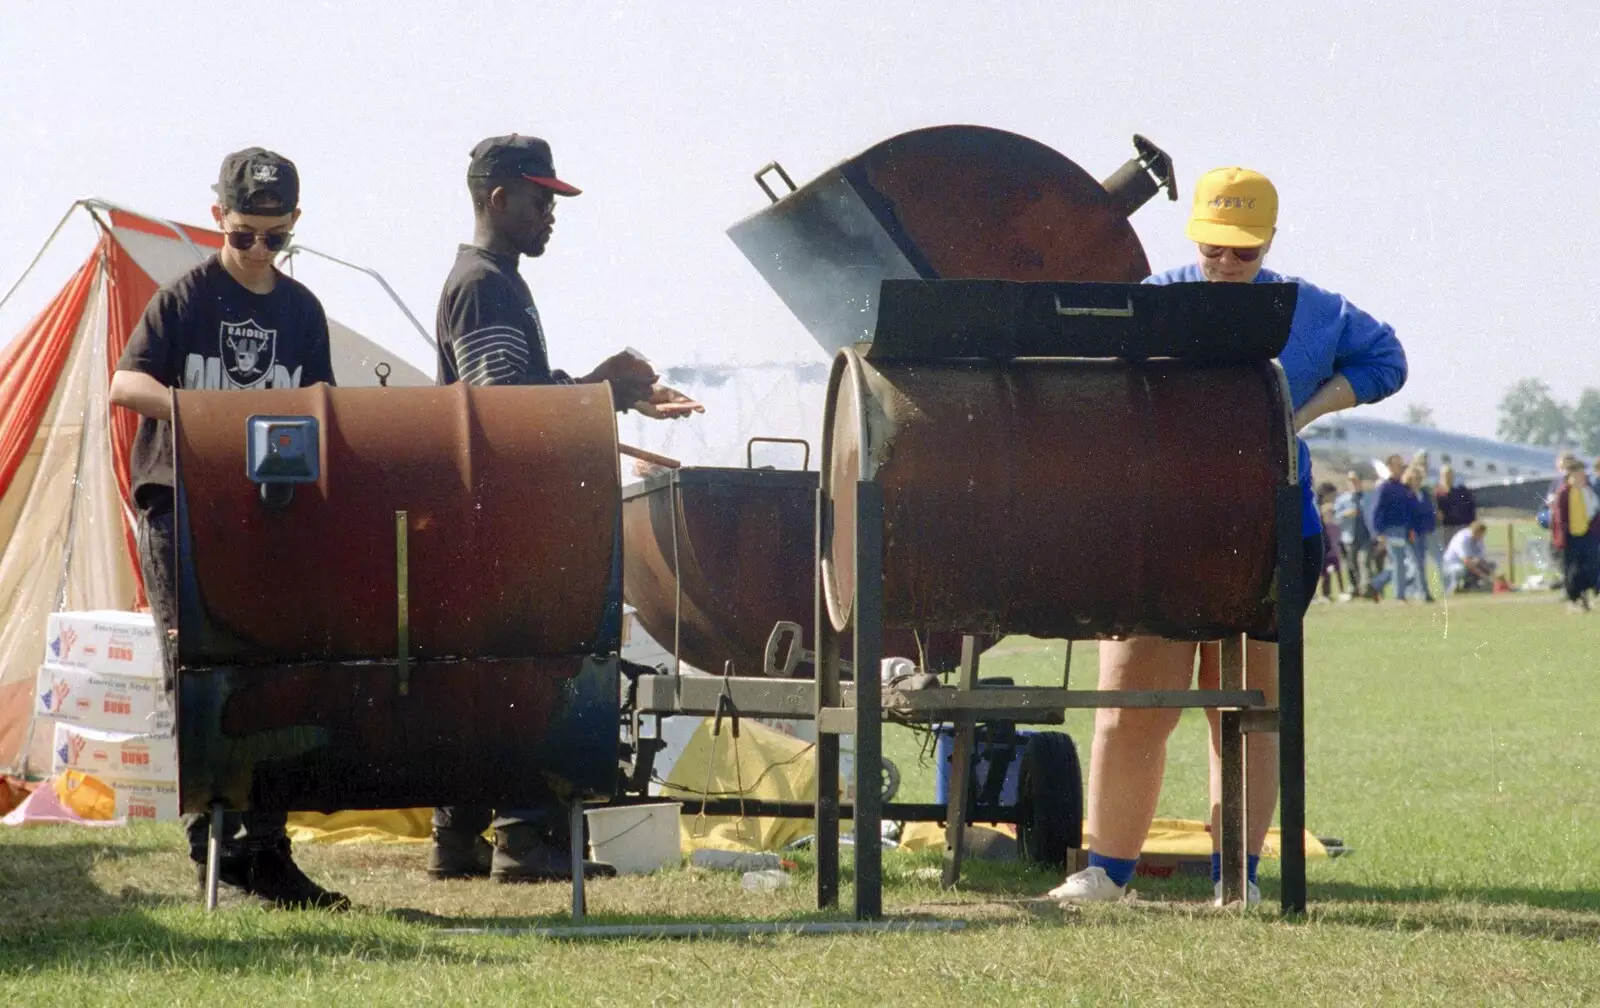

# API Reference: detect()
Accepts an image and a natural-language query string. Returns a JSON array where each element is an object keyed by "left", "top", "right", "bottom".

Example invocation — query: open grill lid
[{"left": 725, "top": 125, "right": 1176, "bottom": 357}]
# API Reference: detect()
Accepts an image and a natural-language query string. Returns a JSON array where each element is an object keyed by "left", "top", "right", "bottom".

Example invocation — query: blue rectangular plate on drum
[{"left": 245, "top": 415, "right": 320, "bottom": 484}]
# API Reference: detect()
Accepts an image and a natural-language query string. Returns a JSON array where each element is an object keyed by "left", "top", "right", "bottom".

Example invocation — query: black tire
[
  {"left": 881, "top": 758, "right": 901, "bottom": 803},
  {"left": 1016, "top": 731, "right": 1083, "bottom": 867}
]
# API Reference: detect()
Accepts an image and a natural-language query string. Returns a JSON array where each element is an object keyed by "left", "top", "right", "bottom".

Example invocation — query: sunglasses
[
  {"left": 225, "top": 230, "right": 292, "bottom": 252},
  {"left": 1199, "top": 243, "right": 1262, "bottom": 262}
]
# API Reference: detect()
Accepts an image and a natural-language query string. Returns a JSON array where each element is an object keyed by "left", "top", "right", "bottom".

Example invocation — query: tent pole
[
  {"left": 0, "top": 202, "right": 84, "bottom": 317},
  {"left": 80, "top": 199, "right": 206, "bottom": 263},
  {"left": 276, "top": 244, "right": 436, "bottom": 349}
]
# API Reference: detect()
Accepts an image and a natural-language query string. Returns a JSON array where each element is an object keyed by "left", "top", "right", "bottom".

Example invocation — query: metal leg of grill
[
  {"left": 1277, "top": 482, "right": 1308, "bottom": 913},
  {"left": 814, "top": 485, "right": 842, "bottom": 910},
  {"left": 852, "top": 480, "right": 885, "bottom": 920},
  {"left": 569, "top": 799, "right": 586, "bottom": 921},
  {"left": 204, "top": 800, "right": 224, "bottom": 912},
  {"left": 1218, "top": 635, "right": 1247, "bottom": 906},
  {"left": 941, "top": 635, "right": 981, "bottom": 889}
]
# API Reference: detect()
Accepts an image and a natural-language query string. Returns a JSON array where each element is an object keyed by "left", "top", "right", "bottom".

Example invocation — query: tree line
[{"left": 1495, "top": 379, "right": 1600, "bottom": 453}]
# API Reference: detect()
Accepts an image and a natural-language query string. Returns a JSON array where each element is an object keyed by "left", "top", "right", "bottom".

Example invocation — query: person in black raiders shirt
[
  {"left": 429, "top": 134, "right": 702, "bottom": 884},
  {"left": 109, "top": 148, "right": 347, "bottom": 911}
]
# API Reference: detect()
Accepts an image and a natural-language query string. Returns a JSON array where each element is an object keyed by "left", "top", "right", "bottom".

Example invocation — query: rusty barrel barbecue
[
  {"left": 821, "top": 280, "right": 1300, "bottom": 642},
  {"left": 173, "top": 383, "right": 622, "bottom": 813},
  {"left": 621, "top": 125, "right": 1176, "bottom": 677},
  {"left": 622, "top": 465, "right": 964, "bottom": 677}
]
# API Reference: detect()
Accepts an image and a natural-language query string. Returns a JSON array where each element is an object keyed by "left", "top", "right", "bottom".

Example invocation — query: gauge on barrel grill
[{"left": 245, "top": 414, "right": 320, "bottom": 509}]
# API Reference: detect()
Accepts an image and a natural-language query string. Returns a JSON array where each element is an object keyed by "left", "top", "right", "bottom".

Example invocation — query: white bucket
[{"left": 585, "top": 802, "right": 682, "bottom": 875}]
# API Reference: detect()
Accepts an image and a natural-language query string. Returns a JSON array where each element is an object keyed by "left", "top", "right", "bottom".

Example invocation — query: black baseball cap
[
  {"left": 467, "top": 135, "right": 581, "bottom": 196},
  {"left": 212, "top": 147, "right": 299, "bottom": 216}
]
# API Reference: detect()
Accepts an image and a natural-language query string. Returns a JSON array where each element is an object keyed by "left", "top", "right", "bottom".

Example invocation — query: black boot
[
  {"left": 428, "top": 828, "right": 493, "bottom": 879},
  {"left": 490, "top": 824, "right": 616, "bottom": 884},
  {"left": 244, "top": 839, "right": 352, "bottom": 911}
]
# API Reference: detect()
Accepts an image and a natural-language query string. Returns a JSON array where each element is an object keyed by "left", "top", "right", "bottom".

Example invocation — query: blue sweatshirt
[
  {"left": 1409, "top": 488, "right": 1437, "bottom": 535},
  {"left": 1372, "top": 478, "right": 1414, "bottom": 533},
  {"left": 1143, "top": 265, "right": 1408, "bottom": 538}
]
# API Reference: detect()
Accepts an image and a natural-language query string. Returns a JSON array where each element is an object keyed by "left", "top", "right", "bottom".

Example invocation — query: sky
[{"left": 3, "top": 1, "right": 1598, "bottom": 462}]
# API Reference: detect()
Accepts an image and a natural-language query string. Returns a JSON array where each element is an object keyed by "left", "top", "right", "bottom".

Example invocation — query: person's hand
[
  {"left": 584, "top": 350, "right": 658, "bottom": 408},
  {"left": 632, "top": 383, "right": 705, "bottom": 420},
  {"left": 586, "top": 349, "right": 657, "bottom": 385}
]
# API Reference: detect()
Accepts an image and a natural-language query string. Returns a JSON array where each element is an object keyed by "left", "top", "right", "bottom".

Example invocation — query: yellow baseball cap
[{"left": 1186, "top": 167, "right": 1278, "bottom": 247}]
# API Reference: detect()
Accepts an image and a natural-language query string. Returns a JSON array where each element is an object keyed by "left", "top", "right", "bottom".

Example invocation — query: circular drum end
[{"left": 820, "top": 351, "right": 867, "bottom": 632}]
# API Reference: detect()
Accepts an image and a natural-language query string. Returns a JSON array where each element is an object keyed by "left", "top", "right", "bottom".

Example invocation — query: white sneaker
[
  {"left": 1047, "top": 866, "right": 1127, "bottom": 903},
  {"left": 1213, "top": 880, "right": 1262, "bottom": 907}
]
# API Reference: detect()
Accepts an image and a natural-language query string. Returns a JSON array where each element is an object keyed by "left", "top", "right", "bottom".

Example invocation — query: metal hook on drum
[
  {"left": 374, "top": 361, "right": 392, "bottom": 388},
  {"left": 754, "top": 162, "right": 797, "bottom": 204}
]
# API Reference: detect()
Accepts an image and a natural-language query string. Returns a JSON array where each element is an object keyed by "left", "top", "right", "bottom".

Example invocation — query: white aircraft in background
[{"left": 1302, "top": 414, "right": 1564, "bottom": 510}]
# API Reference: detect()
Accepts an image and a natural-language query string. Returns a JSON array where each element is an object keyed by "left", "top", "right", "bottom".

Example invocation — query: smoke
[
  {"left": 725, "top": 173, "right": 921, "bottom": 359},
  {"left": 622, "top": 362, "right": 831, "bottom": 472}
]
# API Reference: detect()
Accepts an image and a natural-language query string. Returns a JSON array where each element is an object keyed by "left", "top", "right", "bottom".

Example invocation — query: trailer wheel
[
  {"left": 1016, "top": 732, "right": 1083, "bottom": 867},
  {"left": 881, "top": 758, "right": 901, "bottom": 803}
]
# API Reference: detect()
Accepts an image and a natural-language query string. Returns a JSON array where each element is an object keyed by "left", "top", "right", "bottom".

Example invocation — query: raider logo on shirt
[{"left": 219, "top": 319, "right": 276, "bottom": 387}]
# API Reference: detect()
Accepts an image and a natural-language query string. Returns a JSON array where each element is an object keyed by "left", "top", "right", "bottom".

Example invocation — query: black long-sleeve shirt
[{"left": 434, "top": 244, "right": 572, "bottom": 387}]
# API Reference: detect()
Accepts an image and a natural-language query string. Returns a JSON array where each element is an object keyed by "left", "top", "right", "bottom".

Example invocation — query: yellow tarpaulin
[
  {"left": 663, "top": 717, "right": 829, "bottom": 853},
  {"left": 285, "top": 808, "right": 433, "bottom": 844},
  {"left": 268, "top": 737, "right": 1331, "bottom": 868},
  {"left": 898, "top": 816, "right": 1328, "bottom": 859},
  {"left": 281, "top": 718, "right": 824, "bottom": 852}
]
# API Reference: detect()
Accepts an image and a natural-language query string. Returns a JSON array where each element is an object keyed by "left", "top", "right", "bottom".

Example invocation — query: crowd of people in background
[
  {"left": 1315, "top": 448, "right": 1600, "bottom": 611},
  {"left": 1316, "top": 453, "right": 1495, "bottom": 604}
]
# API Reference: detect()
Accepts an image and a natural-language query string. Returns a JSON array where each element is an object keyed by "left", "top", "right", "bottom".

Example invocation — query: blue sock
[
  {"left": 1087, "top": 852, "right": 1138, "bottom": 888},
  {"left": 1211, "top": 852, "right": 1263, "bottom": 885}
]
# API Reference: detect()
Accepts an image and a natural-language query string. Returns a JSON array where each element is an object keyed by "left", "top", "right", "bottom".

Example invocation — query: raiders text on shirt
[
  {"left": 183, "top": 317, "right": 306, "bottom": 390},
  {"left": 435, "top": 244, "right": 570, "bottom": 387},
  {"left": 116, "top": 255, "right": 335, "bottom": 510}
]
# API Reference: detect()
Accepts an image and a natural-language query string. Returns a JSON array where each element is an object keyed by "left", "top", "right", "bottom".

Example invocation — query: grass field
[{"left": 3, "top": 591, "right": 1599, "bottom": 1005}]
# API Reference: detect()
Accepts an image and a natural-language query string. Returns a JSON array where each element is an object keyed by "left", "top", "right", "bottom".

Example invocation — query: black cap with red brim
[{"left": 468, "top": 134, "right": 582, "bottom": 196}]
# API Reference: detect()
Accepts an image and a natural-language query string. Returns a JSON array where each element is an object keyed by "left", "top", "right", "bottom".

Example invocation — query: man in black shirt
[
  {"left": 430, "top": 134, "right": 701, "bottom": 883},
  {"left": 110, "top": 148, "right": 348, "bottom": 911}
]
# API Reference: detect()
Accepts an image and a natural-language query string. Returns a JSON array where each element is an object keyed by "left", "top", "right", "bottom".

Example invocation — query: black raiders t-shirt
[
  {"left": 117, "top": 255, "right": 335, "bottom": 512},
  {"left": 435, "top": 244, "right": 571, "bottom": 386}
]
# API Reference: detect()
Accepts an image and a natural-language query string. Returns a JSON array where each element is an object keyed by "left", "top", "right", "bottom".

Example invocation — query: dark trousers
[
  {"left": 1338, "top": 539, "right": 1368, "bottom": 594},
  {"left": 1563, "top": 533, "right": 1600, "bottom": 602},
  {"left": 138, "top": 508, "right": 288, "bottom": 862},
  {"left": 1318, "top": 566, "right": 1343, "bottom": 599},
  {"left": 432, "top": 800, "right": 558, "bottom": 838},
  {"left": 1411, "top": 537, "right": 1435, "bottom": 600}
]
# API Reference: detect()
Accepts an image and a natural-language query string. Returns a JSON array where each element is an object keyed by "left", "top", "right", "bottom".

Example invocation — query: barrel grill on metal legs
[
  {"left": 622, "top": 126, "right": 1182, "bottom": 847},
  {"left": 172, "top": 382, "right": 625, "bottom": 913},
  {"left": 814, "top": 278, "right": 1307, "bottom": 918},
  {"left": 624, "top": 124, "right": 1177, "bottom": 684}
]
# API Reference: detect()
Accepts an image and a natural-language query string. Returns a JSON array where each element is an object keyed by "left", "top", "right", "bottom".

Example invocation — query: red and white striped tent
[{"left": 0, "top": 201, "right": 432, "bottom": 774}]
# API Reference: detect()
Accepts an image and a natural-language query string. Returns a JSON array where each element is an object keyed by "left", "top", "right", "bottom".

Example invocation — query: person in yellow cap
[{"left": 1050, "top": 167, "right": 1409, "bottom": 907}]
